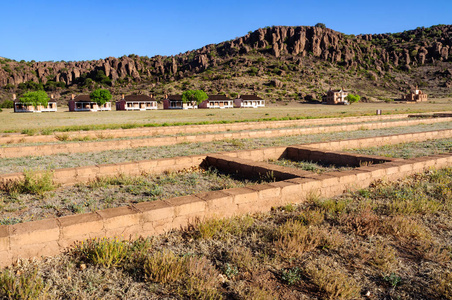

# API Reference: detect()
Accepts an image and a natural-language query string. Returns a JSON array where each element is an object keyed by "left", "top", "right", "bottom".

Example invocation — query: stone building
[
  {"left": 14, "top": 93, "right": 57, "bottom": 113},
  {"left": 324, "top": 88, "right": 349, "bottom": 105},
  {"left": 234, "top": 94, "right": 265, "bottom": 108},
  {"left": 68, "top": 94, "right": 111, "bottom": 112},
  {"left": 116, "top": 94, "right": 157, "bottom": 111},
  {"left": 403, "top": 87, "right": 428, "bottom": 102}
]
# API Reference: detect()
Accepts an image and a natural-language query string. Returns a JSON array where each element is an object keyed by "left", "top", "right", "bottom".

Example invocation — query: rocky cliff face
[{"left": 0, "top": 25, "right": 451, "bottom": 89}]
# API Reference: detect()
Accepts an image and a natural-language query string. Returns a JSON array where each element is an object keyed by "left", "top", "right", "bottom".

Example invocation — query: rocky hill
[{"left": 1, "top": 24, "right": 451, "bottom": 103}]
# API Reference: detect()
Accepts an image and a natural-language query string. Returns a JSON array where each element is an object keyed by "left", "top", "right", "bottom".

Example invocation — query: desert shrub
[
  {"left": 179, "top": 256, "right": 222, "bottom": 299},
  {"left": 54, "top": 133, "right": 69, "bottom": 141},
  {"left": 0, "top": 268, "right": 47, "bottom": 300},
  {"left": 0, "top": 100, "right": 14, "bottom": 108},
  {"left": 338, "top": 207, "right": 380, "bottom": 237},
  {"left": 21, "top": 129, "right": 37, "bottom": 136}
]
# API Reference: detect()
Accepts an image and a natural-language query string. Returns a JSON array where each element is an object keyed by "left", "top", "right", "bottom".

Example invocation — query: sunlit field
[{"left": 1, "top": 98, "right": 451, "bottom": 133}]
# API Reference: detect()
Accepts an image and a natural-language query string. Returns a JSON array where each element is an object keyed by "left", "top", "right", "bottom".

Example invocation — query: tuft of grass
[
  {"left": 433, "top": 271, "right": 452, "bottom": 299},
  {"left": 0, "top": 268, "right": 47, "bottom": 300},
  {"left": 144, "top": 250, "right": 186, "bottom": 284},
  {"left": 1, "top": 169, "right": 55, "bottom": 196},
  {"left": 21, "top": 129, "right": 37, "bottom": 136},
  {"left": 370, "top": 241, "right": 398, "bottom": 273},
  {"left": 273, "top": 219, "right": 321, "bottom": 258},
  {"left": 383, "top": 216, "right": 432, "bottom": 241},
  {"left": 54, "top": 133, "right": 69, "bottom": 141},
  {"left": 144, "top": 251, "right": 223, "bottom": 299},
  {"left": 75, "top": 238, "right": 129, "bottom": 268},
  {"left": 196, "top": 216, "right": 255, "bottom": 240},
  {"left": 306, "top": 262, "right": 361, "bottom": 299}
]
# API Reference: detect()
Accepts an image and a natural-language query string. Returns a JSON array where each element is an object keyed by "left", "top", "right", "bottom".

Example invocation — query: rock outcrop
[{"left": 0, "top": 25, "right": 451, "bottom": 88}]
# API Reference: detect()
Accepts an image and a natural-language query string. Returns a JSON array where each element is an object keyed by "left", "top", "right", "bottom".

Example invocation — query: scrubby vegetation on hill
[{"left": 0, "top": 25, "right": 451, "bottom": 105}]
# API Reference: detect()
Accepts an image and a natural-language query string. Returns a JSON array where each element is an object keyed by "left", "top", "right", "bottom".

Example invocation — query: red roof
[
  {"left": 239, "top": 95, "right": 263, "bottom": 100},
  {"left": 73, "top": 95, "right": 92, "bottom": 102},
  {"left": 122, "top": 95, "right": 155, "bottom": 102},
  {"left": 167, "top": 95, "right": 182, "bottom": 101},
  {"left": 207, "top": 95, "right": 232, "bottom": 101}
]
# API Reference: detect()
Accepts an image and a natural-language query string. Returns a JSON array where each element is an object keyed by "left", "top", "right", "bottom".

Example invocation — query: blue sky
[{"left": 1, "top": 0, "right": 450, "bottom": 62}]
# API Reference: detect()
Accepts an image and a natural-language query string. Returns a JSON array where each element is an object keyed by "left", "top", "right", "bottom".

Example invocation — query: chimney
[
  {"left": 12, "top": 94, "right": 16, "bottom": 100},
  {"left": 165, "top": 94, "right": 168, "bottom": 99},
  {"left": 151, "top": 94, "right": 154, "bottom": 99},
  {"left": 50, "top": 94, "right": 54, "bottom": 99},
  {"left": 71, "top": 94, "right": 75, "bottom": 100},
  {"left": 121, "top": 94, "right": 125, "bottom": 100},
  {"left": 237, "top": 94, "right": 240, "bottom": 99}
]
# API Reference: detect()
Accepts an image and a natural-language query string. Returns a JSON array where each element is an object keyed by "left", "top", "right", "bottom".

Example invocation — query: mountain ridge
[{"left": 1, "top": 24, "right": 451, "bottom": 102}]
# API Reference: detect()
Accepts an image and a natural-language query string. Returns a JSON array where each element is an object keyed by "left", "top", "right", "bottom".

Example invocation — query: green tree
[
  {"left": 346, "top": 93, "right": 361, "bottom": 104},
  {"left": 315, "top": 23, "right": 326, "bottom": 29},
  {"left": 89, "top": 89, "right": 112, "bottom": 106},
  {"left": 19, "top": 91, "right": 49, "bottom": 107},
  {"left": 181, "top": 90, "right": 208, "bottom": 106}
]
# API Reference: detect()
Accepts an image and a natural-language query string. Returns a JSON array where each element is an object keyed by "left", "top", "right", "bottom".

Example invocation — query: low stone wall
[
  {"left": 0, "top": 155, "right": 207, "bottom": 187},
  {"left": 1, "top": 128, "right": 451, "bottom": 187},
  {"left": 1, "top": 149, "right": 451, "bottom": 268},
  {"left": 1, "top": 117, "right": 452, "bottom": 159},
  {"left": 0, "top": 114, "right": 411, "bottom": 145}
]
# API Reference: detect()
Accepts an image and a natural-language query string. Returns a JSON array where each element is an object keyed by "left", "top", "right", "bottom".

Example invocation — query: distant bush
[
  {"left": 346, "top": 94, "right": 361, "bottom": 104},
  {"left": 248, "top": 67, "right": 258, "bottom": 76},
  {"left": 17, "top": 80, "right": 44, "bottom": 91},
  {"left": 0, "top": 100, "right": 13, "bottom": 108}
]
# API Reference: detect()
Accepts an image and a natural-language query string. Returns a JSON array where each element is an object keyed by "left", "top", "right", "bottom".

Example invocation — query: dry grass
[
  {"left": 347, "top": 137, "right": 452, "bottom": 158},
  {"left": 268, "top": 158, "right": 353, "bottom": 173},
  {"left": 1, "top": 100, "right": 451, "bottom": 133},
  {"left": 0, "top": 167, "right": 451, "bottom": 299},
  {"left": 0, "top": 167, "right": 262, "bottom": 224},
  {"left": 305, "top": 260, "right": 361, "bottom": 300},
  {"left": 1, "top": 121, "right": 452, "bottom": 175}
]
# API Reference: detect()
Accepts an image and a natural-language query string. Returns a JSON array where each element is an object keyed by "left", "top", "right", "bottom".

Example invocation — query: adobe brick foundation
[
  {"left": 0, "top": 128, "right": 452, "bottom": 187},
  {"left": 1, "top": 117, "right": 451, "bottom": 159},
  {"left": 1, "top": 130, "right": 452, "bottom": 267},
  {"left": 0, "top": 113, "right": 414, "bottom": 145}
]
